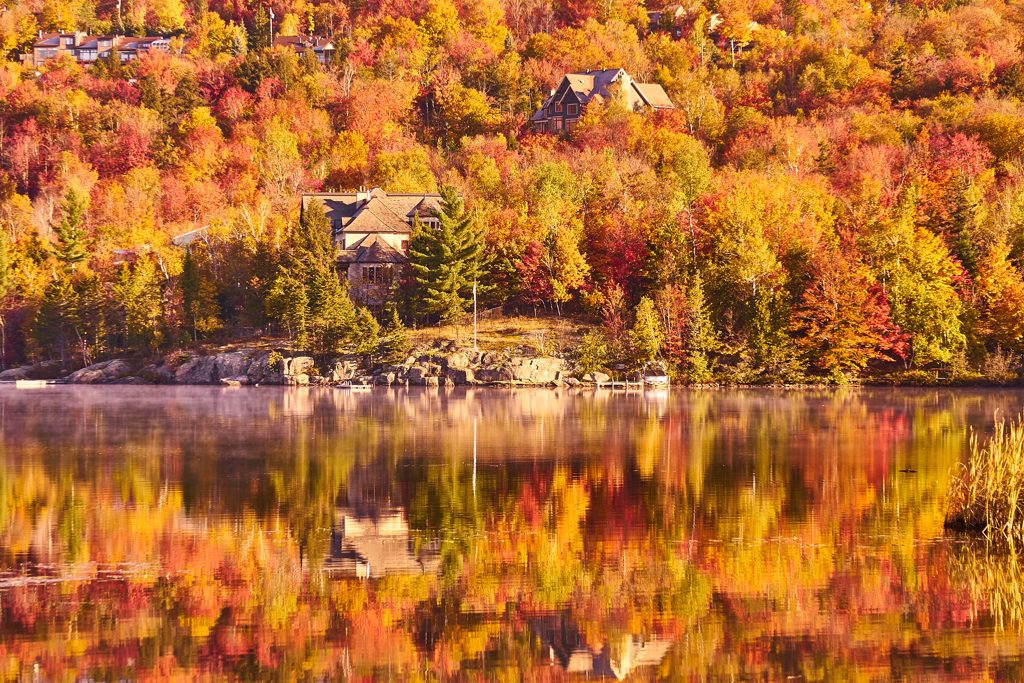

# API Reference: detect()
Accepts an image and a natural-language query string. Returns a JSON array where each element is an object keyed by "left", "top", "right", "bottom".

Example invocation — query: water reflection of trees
[{"left": 1, "top": 387, "right": 1024, "bottom": 679}]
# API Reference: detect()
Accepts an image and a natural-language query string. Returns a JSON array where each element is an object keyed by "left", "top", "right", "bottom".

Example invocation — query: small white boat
[{"left": 641, "top": 362, "right": 670, "bottom": 387}]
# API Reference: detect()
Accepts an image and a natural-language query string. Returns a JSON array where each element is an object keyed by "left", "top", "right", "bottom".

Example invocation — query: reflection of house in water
[
  {"left": 535, "top": 617, "right": 672, "bottom": 679},
  {"left": 324, "top": 465, "right": 440, "bottom": 578}
]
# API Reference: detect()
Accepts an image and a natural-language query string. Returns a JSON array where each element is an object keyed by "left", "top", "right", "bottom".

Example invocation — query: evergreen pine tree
[
  {"left": 408, "top": 184, "right": 490, "bottom": 334},
  {"left": 173, "top": 72, "right": 204, "bottom": 116},
  {"left": 75, "top": 274, "right": 107, "bottom": 366},
  {"left": 33, "top": 273, "right": 79, "bottom": 370},
  {"left": 889, "top": 42, "right": 915, "bottom": 100},
  {"left": 685, "top": 272, "right": 718, "bottom": 382},
  {"left": 112, "top": 258, "right": 164, "bottom": 352},
  {"left": 249, "top": 7, "right": 271, "bottom": 51},
  {"left": 230, "top": 25, "right": 248, "bottom": 56},
  {"left": 266, "top": 270, "right": 309, "bottom": 348},
  {"left": 380, "top": 302, "right": 410, "bottom": 362},
  {"left": 181, "top": 251, "right": 222, "bottom": 342},
  {"left": 353, "top": 307, "right": 380, "bottom": 359},
  {"left": 296, "top": 199, "right": 360, "bottom": 356},
  {"left": 295, "top": 199, "right": 336, "bottom": 270},
  {"left": 746, "top": 286, "right": 800, "bottom": 377},
  {"left": 307, "top": 263, "right": 358, "bottom": 357},
  {"left": 55, "top": 188, "right": 90, "bottom": 271},
  {"left": 946, "top": 180, "right": 981, "bottom": 278}
]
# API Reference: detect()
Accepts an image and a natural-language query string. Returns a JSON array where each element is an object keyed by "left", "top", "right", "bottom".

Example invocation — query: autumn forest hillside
[{"left": 2, "top": 0, "right": 1024, "bottom": 382}]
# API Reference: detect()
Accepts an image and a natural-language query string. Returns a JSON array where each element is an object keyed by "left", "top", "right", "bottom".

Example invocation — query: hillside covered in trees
[{"left": 2, "top": 0, "right": 1024, "bottom": 382}]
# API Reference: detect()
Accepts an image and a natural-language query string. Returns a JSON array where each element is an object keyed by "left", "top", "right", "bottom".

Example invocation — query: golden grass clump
[{"left": 947, "top": 416, "right": 1024, "bottom": 536}]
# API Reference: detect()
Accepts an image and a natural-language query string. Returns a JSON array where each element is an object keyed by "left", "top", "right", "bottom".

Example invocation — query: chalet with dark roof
[
  {"left": 273, "top": 35, "right": 335, "bottom": 63},
  {"left": 531, "top": 68, "right": 675, "bottom": 134},
  {"left": 301, "top": 187, "right": 442, "bottom": 305}
]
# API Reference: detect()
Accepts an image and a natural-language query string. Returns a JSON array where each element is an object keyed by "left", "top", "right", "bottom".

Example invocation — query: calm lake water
[{"left": 2, "top": 385, "right": 1024, "bottom": 681}]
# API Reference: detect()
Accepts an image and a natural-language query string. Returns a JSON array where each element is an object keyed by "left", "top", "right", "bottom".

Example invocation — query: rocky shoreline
[{"left": 0, "top": 345, "right": 612, "bottom": 388}]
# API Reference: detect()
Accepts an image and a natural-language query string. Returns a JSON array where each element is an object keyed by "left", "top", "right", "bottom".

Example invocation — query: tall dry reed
[{"left": 947, "top": 416, "right": 1024, "bottom": 536}]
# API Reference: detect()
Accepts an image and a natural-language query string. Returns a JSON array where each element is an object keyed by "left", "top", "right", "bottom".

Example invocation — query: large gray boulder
[
  {"left": 0, "top": 366, "right": 32, "bottom": 381},
  {"left": 0, "top": 361, "right": 62, "bottom": 381},
  {"left": 446, "top": 368, "right": 474, "bottom": 384},
  {"left": 214, "top": 351, "right": 251, "bottom": 379},
  {"left": 445, "top": 352, "right": 470, "bottom": 370},
  {"left": 245, "top": 351, "right": 281, "bottom": 384},
  {"left": 174, "top": 356, "right": 219, "bottom": 384},
  {"left": 285, "top": 357, "right": 314, "bottom": 376},
  {"left": 67, "top": 359, "right": 133, "bottom": 384},
  {"left": 476, "top": 367, "right": 512, "bottom": 383},
  {"left": 511, "top": 357, "right": 566, "bottom": 383}
]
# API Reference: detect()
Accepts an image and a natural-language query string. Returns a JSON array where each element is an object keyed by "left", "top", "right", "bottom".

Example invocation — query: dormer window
[
  {"left": 555, "top": 102, "right": 562, "bottom": 113},
  {"left": 63, "top": 37, "right": 73, "bottom": 46},
  {"left": 100, "top": 40, "right": 110, "bottom": 47}
]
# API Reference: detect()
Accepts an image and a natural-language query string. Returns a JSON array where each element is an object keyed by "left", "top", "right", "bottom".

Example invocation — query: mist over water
[{"left": 1, "top": 385, "right": 1023, "bottom": 680}]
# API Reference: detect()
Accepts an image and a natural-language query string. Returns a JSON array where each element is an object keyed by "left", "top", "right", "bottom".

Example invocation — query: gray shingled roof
[{"left": 303, "top": 187, "right": 442, "bottom": 234}]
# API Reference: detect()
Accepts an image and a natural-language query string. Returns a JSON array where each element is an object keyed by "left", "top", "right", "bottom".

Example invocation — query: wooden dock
[{"left": 596, "top": 380, "right": 645, "bottom": 390}]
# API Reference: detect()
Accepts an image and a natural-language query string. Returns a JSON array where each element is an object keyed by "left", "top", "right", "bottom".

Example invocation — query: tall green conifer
[
  {"left": 408, "top": 184, "right": 490, "bottom": 333},
  {"left": 55, "top": 188, "right": 90, "bottom": 271}
]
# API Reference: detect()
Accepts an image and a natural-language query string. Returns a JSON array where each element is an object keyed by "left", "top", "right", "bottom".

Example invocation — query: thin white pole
[{"left": 473, "top": 280, "right": 478, "bottom": 349}]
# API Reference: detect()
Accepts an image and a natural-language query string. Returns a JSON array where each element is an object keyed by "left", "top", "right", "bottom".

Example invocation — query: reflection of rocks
[{"left": 534, "top": 617, "right": 672, "bottom": 679}]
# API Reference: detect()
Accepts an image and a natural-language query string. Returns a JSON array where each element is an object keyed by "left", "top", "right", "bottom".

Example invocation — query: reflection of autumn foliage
[{"left": 1, "top": 389, "right": 1024, "bottom": 678}]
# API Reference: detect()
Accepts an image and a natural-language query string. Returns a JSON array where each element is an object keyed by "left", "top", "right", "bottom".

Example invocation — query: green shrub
[
  {"left": 574, "top": 330, "right": 609, "bottom": 376},
  {"left": 267, "top": 351, "right": 284, "bottom": 372}
]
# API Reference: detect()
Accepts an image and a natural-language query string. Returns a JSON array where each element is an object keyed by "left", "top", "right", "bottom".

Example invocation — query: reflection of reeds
[
  {"left": 948, "top": 539, "right": 1024, "bottom": 632},
  {"left": 947, "top": 416, "right": 1024, "bottom": 536}
]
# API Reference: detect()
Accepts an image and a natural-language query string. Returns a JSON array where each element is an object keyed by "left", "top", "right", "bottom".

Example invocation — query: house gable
[{"left": 532, "top": 68, "right": 672, "bottom": 133}]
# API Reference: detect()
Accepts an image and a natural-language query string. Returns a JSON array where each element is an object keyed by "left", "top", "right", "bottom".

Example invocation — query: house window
[
  {"left": 567, "top": 103, "right": 578, "bottom": 115},
  {"left": 401, "top": 239, "right": 409, "bottom": 251},
  {"left": 361, "top": 265, "right": 393, "bottom": 284},
  {"left": 101, "top": 40, "right": 110, "bottom": 47},
  {"left": 566, "top": 119, "right": 577, "bottom": 130},
  {"left": 555, "top": 102, "right": 562, "bottom": 112},
  {"left": 64, "top": 38, "right": 74, "bottom": 46}
]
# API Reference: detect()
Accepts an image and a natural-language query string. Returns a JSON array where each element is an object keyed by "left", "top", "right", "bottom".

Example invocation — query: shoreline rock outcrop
[{"left": 1, "top": 342, "right": 602, "bottom": 388}]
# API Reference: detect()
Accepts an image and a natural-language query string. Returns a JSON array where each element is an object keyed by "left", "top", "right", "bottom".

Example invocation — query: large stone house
[
  {"left": 301, "top": 187, "right": 442, "bottom": 305},
  {"left": 21, "top": 31, "right": 171, "bottom": 68},
  {"left": 531, "top": 68, "right": 675, "bottom": 134}
]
